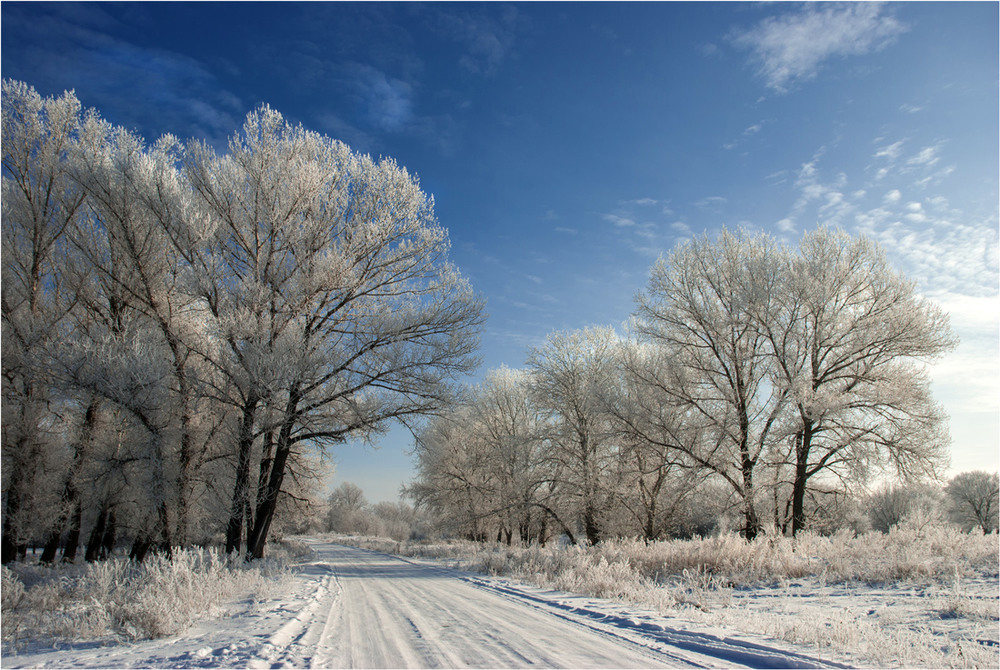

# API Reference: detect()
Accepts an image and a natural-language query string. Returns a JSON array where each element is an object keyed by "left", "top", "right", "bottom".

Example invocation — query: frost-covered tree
[
  {"left": 866, "top": 482, "right": 944, "bottom": 533},
  {"left": 604, "top": 335, "right": 712, "bottom": 540},
  {"left": 409, "top": 405, "right": 498, "bottom": 540},
  {"left": 635, "top": 230, "right": 786, "bottom": 540},
  {"left": 409, "top": 369, "right": 575, "bottom": 544},
  {"left": 326, "top": 482, "right": 370, "bottom": 534},
  {"left": 469, "top": 366, "right": 557, "bottom": 544},
  {"left": 64, "top": 113, "right": 226, "bottom": 555},
  {"left": 1, "top": 80, "right": 86, "bottom": 563},
  {"left": 757, "top": 227, "right": 955, "bottom": 535},
  {"left": 3, "top": 80, "right": 483, "bottom": 562},
  {"left": 185, "top": 106, "right": 484, "bottom": 559},
  {"left": 527, "top": 327, "right": 620, "bottom": 544},
  {"left": 945, "top": 471, "right": 999, "bottom": 533}
]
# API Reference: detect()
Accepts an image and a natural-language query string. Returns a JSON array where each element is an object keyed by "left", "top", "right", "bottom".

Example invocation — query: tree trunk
[
  {"left": 246, "top": 393, "right": 299, "bottom": 561},
  {"left": 255, "top": 430, "right": 275, "bottom": 522},
  {"left": 41, "top": 398, "right": 98, "bottom": 564},
  {"left": 583, "top": 502, "right": 601, "bottom": 545},
  {"left": 2, "top": 481, "right": 25, "bottom": 564},
  {"left": 741, "top": 454, "right": 761, "bottom": 542},
  {"left": 40, "top": 528, "right": 63, "bottom": 564},
  {"left": 61, "top": 498, "right": 82, "bottom": 563},
  {"left": 790, "top": 423, "right": 813, "bottom": 536},
  {"left": 85, "top": 507, "right": 109, "bottom": 562},
  {"left": 226, "top": 395, "right": 259, "bottom": 555},
  {"left": 101, "top": 511, "right": 117, "bottom": 559},
  {"left": 130, "top": 536, "right": 152, "bottom": 562},
  {"left": 245, "top": 438, "right": 290, "bottom": 560}
]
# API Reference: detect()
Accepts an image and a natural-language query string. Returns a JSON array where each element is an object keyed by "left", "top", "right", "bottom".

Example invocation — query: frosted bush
[{"left": 1, "top": 545, "right": 297, "bottom": 651}]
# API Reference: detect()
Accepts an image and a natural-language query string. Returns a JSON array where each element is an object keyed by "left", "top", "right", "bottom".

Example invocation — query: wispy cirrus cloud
[
  {"left": 731, "top": 3, "right": 906, "bottom": 92},
  {"left": 777, "top": 139, "right": 997, "bottom": 300},
  {"left": 433, "top": 5, "right": 524, "bottom": 76}
]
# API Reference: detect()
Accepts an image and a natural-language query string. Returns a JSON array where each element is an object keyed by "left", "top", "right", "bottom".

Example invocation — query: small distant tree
[
  {"left": 866, "top": 482, "right": 943, "bottom": 533},
  {"left": 326, "top": 482, "right": 370, "bottom": 534},
  {"left": 945, "top": 471, "right": 999, "bottom": 533}
]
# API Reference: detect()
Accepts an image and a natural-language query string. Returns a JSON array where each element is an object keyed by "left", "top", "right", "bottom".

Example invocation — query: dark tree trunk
[
  {"left": 61, "top": 498, "right": 82, "bottom": 563},
  {"left": 246, "top": 393, "right": 299, "bottom": 561},
  {"left": 245, "top": 440, "right": 290, "bottom": 560},
  {"left": 790, "top": 423, "right": 813, "bottom": 537},
  {"left": 40, "top": 528, "right": 63, "bottom": 564},
  {"left": 583, "top": 502, "right": 601, "bottom": 545},
  {"left": 255, "top": 430, "right": 274, "bottom": 520},
  {"left": 130, "top": 501, "right": 173, "bottom": 562},
  {"left": 41, "top": 399, "right": 98, "bottom": 563},
  {"left": 2, "top": 482, "right": 24, "bottom": 565},
  {"left": 101, "top": 511, "right": 116, "bottom": 558},
  {"left": 86, "top": 507, "right": 109, "bottom": 562},
  {"left": 130, "top": 536, "right": 152, "bottom": 562},
  {"left": 226, "top": 395, "right": 259, "bottom": 555},
  {"left": 741, "top": 463, "right": 761, "bottom": 542}
]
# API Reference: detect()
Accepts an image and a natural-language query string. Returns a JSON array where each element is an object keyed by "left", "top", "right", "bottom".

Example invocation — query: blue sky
[{"left": 3, "top": 1, "right": 997, "bottom": 502}]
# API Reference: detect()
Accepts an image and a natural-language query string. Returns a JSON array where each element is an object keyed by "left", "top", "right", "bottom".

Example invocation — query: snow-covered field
[{"left": 3, "top": 533, "right": 997, "bottom": 669}]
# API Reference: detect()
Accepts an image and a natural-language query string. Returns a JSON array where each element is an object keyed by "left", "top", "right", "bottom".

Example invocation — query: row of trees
[
  {"left": 409, "top": 227, "right": 958, "bottom": 543},
  {"left": 1, "top": 80, "right": 484, "bottom": 563},
  {"left": 325, "top": 482, "right": 426, "bottom": 542}
]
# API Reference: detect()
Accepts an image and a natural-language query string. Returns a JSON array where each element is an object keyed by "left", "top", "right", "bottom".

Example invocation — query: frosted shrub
[{"left": 1, "top": 546, "right": 295, "bottom": 651}]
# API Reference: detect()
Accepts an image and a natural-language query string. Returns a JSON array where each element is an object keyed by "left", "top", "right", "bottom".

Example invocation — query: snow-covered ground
[{"left": 4, "top": 539, "right": 856, "bottom": 669}]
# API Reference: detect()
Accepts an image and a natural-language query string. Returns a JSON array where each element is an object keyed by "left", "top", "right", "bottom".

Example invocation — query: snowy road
[{"left": 5, "top": 540, "right": 849, "bottom": 669}]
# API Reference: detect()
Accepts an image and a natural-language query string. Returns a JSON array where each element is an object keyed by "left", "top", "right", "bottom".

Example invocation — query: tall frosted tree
[
  {"left": 757, "top": 227, "right": 955, "bottom": 535},
  {"left": 635, "top": 230, "right": 787, "bottom": 540},
  {"left": 2, "top": 79, "right": 483, "bottom": 562},
  {"left": 185, "top": 106, "right": 485, "bottom": 559},
  {"left": 527, "top": 326, "right": 619, "bottom": 544},
  {"left": 1, "top": 81, "right": 86, "bottom": 563}
]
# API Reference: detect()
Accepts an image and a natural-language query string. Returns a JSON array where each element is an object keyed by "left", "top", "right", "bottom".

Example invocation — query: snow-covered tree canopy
[{"left": 1, "top": 80, "right": 484, "bottom": 562}]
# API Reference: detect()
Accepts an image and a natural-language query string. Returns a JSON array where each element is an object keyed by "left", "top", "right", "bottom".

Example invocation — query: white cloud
[
  {"left": 437, "top": 6, "right": 522, "bottom": 76},
  {"left": 603, "top": 214, "right": 636, "bottom": 228},
  {"left": 926, "top": 292, "right": 1000, "bottom": 414},
  {"left": 883, "top": 189, "right": 902, "bottom": 204},
  {"left": 731, "top": 2, "right": 906, "bottom": 92},
  {"left": 695, "top": 196, "right": 728, "bottom": 211},
  {"left": 907, "top": 145, "right": 941, "bottom": 168},
  {"left": 874, "top": 140, "right": 905, "bottom": 162}
]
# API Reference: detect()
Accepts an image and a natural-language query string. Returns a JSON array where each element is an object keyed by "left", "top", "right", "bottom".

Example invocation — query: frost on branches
[
  {"left": 1, "top": 80, "right": 484, "bottom": 563},
  {"left": 413, "top": 227, "right": 960, "bottom": 543}
]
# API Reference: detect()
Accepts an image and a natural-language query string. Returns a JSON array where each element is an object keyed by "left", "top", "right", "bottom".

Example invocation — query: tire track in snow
[
  {"left": 308, "top": 541, "right": 683, "bottom": 668},
  {"left": 454, "top": 574, "right": 850, "bottom": 669},
  {"left": 305, "top": 541, "right": 850, "bottom": 668}
]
